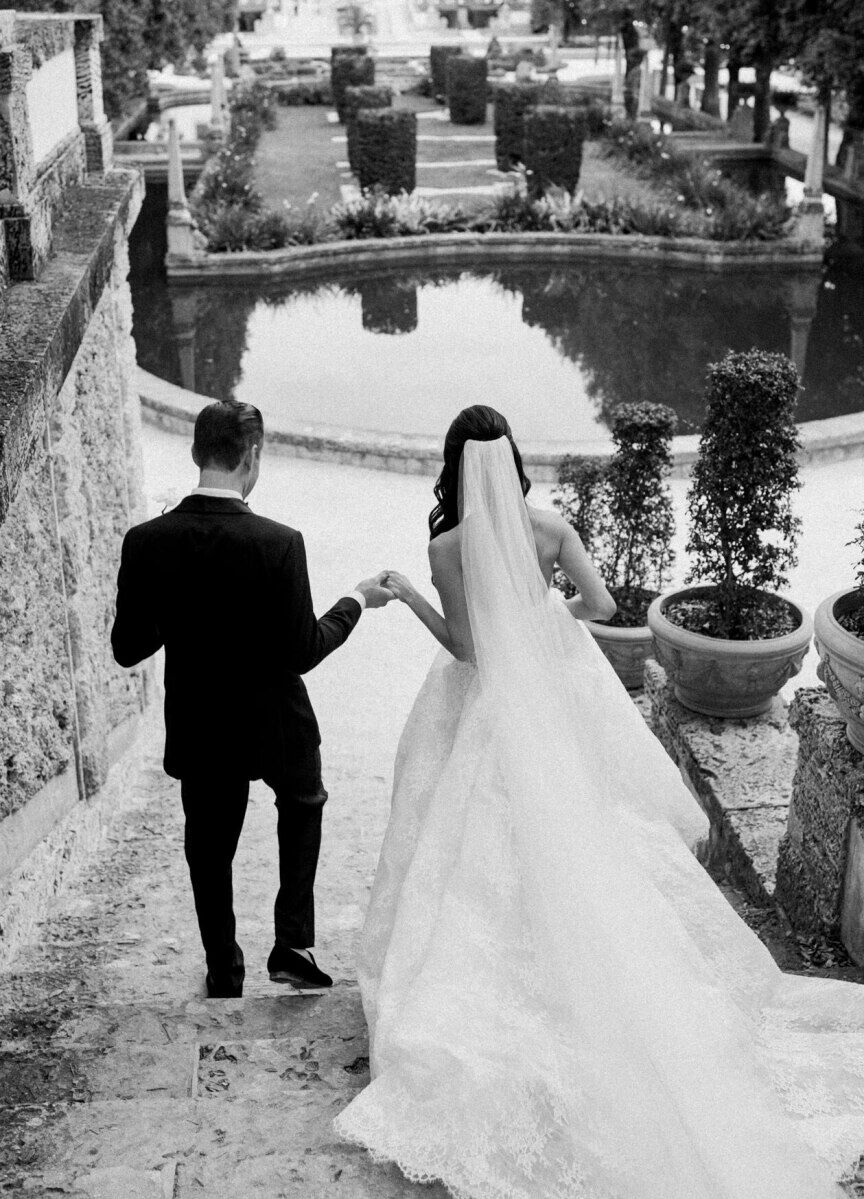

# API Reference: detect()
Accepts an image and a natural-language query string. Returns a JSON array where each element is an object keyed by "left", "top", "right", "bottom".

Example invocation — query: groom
[{"left": 111, "top": 401, "right": 393, "bottom": 998}]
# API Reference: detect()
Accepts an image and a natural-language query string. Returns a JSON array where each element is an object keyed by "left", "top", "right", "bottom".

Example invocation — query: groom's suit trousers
[{"left": 181, "top": 749, "right": 328, "bottom": 990}]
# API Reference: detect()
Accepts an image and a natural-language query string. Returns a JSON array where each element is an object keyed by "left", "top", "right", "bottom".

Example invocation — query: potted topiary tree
[
  {"left": 814, "top": 513, "right": 864, "bottom": 754},
  {"left": 553, "top": 402, "right": 677, "bottom": 690},
  {"left": 648, "top": 349, "right": 812, "bottom": 717}
]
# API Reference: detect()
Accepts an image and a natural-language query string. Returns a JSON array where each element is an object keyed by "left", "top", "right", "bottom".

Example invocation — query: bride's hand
[{"left": 384, "top": 571, "right": 417, "bottom": 605}]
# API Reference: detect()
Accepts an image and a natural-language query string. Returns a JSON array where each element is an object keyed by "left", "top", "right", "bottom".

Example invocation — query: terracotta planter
[
  {"left": 647, "top": 585, "right": 813, "bottom": 718},
  {"left": 814, "top": 589, "right": 864, "bottom": 754},
  {"left": 585, "top": 620, "right": 653, "bottom": 691}
]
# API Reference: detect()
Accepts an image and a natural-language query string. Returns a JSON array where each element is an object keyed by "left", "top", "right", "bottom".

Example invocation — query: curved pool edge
[
  {"left": 164, "top": 231, "right": 825, "bottom": 282},
  {"left": 138, "top": 368, "right": 864, "bottom": 480}
]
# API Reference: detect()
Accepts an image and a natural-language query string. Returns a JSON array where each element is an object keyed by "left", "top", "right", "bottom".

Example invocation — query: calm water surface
[{"left": 131, "top": 213, "right": 863, "bottom": 449}]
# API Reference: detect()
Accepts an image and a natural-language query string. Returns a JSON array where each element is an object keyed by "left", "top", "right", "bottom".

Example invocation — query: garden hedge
[
  {"left": 522, "top": 105, "right": 587, "bottom": 197},
  {"left": 429, "top": 45, "right": 462, "bottom": 101},
  {"left": 493, "top": 81, "right": 547, "bottom": 170},
  {"left": 331, "top": 51, "right": 375, "bottom": 122},
  {"left": 446, "top": 55, "right": 488, "bottom": 125},
  {"left": 356, "top": 108, "right": 417, "bottom": 195},
  {"left": 344, "top": 85, "right": 394, "bottom": 174}
]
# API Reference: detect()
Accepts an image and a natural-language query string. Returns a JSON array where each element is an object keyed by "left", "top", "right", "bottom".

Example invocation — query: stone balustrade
[{"left": 0, "top": 10, "right": 113, "bottom": 283}]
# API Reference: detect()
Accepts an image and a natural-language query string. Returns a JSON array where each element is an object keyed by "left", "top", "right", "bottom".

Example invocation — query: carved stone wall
[{"left": 775, "top": 687, "right": 864, "bottom": 963}]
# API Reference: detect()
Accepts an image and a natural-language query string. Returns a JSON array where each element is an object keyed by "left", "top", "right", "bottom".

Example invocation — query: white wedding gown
[{"left": 334, "top": 438, "right": 864, "bottom": 1199}]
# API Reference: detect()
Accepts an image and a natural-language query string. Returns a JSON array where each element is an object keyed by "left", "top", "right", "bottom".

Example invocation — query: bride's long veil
[{"left": 460, "top": 437, "right": 841, "bottom": 1199}]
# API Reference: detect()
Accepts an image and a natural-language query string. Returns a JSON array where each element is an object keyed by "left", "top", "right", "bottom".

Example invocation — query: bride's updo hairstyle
[{"left": 429, "top": 405, "right": 530, "bottom": 540}]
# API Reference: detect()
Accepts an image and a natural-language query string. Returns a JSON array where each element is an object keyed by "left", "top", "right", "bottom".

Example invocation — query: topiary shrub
[
  {"left": 596, "top": 402, "right": 677, "bottom": 626},
  {"left": 430, "top": 45, "right": 462, "bottom": 101},
  {"left": 552, "top": 456, "right": 607, "bottom": 597},
  {"left": 675, "top": 350, "right": 802, "bottom": 640},
  {"left": 522, "top": 105, "right": 586, "bottom": 198},
  {"left": 344, "top": 84, "right": 393, "bottom": 174},
  {"left": 332, "top": 52, "right": 375, "bottom": 122},
  {"left": 553, "top": 405, "right": 677, "bottom": 627},
  {"left": 356, "top": 109, "right": 417, "bottom": 195},
  {"left": 493, "top": 81, "right": 546, "bottom": 170},
  {"left": 446, "top": 55, "right": 488, "bottom": 125}
]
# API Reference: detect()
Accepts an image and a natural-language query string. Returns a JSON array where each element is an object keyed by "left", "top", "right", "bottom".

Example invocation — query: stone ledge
[
  {"left": 0, "top": 167, "right": 144, "bottom": 527},
  {"left": 645, "top": 659, "right": 796, "bottom": 905},
  {"left": 165, "top": 230, "right": 824, "bottom": 282}
]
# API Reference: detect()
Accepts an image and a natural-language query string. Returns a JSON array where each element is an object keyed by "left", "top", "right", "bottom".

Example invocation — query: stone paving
[{"left": 2, "top": 424, "right": 864, "bottom": 1196}]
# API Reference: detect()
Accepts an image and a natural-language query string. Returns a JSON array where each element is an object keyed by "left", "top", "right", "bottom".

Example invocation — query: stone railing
[{"left": 0, "top": 10, "right": 113, "bottom": 284}]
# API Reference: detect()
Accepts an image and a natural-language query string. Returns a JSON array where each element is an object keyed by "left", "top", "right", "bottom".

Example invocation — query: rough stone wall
[
  {"left": 775, "top": 687, "right": 864, "bottom": 936},
  {"left": 0, "top": 439, "right": 75, "bottom": 820},
  {"left": 0, "top": 216, "right": 147, "bottom": 821}
]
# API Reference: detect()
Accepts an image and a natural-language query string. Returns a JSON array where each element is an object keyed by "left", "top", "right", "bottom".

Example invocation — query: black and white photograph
[{"left": 1, "top": 0, "right": 864, "bottom": 1195}]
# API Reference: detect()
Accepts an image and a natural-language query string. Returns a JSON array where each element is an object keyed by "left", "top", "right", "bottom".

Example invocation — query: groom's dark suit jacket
[{"left": 111, "top": 495, "right": 361, "bottom": 782}]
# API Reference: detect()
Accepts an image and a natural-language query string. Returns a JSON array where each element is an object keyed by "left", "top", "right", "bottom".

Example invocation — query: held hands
[
  {"left": 354, "top": 571, "right": 397, "bottom": 609},
  {"left": 382, "top": 571, "right": 417, "bottom": 606}
]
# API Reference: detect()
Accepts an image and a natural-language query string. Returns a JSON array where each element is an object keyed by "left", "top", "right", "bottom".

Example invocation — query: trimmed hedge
[
  {"left": 493, "top": 81, "right": 547, "bottom": 170},
  {"left": 271, "top": 78, "right": 332, "bottom": 105},
  {"left": 493, "top": 82, "right": 606, "bottom": 170},
  {"left": 331, "top": 51, "right": 375, "bottom": 122},
  {"left": 344, "top": 85, "right": 393, "bottom": 174},
  {"left": 522, "top": 106, "right": 586, "bottom": 197},
  {"left": 446, "top": 55, "right": 488, "bottom": 125},
  {"left": 356, "top": 109, "right": 417, "bottom": 195},
  {"left": 429, "top": 45, "right": 462, "bottom": 101}
]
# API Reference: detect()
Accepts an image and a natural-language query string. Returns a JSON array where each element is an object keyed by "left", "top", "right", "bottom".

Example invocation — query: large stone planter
[
  {"left": 647, "top": 586, "right": 812, "bottom": 718},
  {"left": 814, "top": 588, "right": 864, "bottom": 754},
  {"left": 585, "top": 620, "right": 653, "bottom": 690}
]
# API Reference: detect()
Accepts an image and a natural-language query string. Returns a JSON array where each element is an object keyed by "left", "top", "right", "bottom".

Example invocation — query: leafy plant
[
  {"left": 332, "top": 188, "right": 466, "bottom": 238},
  {"left": 682, "top": 350, "right": 802, "bottom": 639},
  {"left": 552, "top": 404, "right": 677, "bottom": 627}
]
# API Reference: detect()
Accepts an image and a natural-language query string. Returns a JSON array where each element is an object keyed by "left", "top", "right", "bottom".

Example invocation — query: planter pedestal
[{"left": 774, "top": 687, "right": 864, "bottom": 966}]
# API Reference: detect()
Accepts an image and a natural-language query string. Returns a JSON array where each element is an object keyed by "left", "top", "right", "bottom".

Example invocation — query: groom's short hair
[{"left": 193, "top": 402, "right": 264, "bottom": 471}]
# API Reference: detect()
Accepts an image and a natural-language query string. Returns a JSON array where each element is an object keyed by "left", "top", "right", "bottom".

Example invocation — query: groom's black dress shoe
[
  {"left": 267, "top": 947, "right": 333, "bottom": 989},
  {"left": 205, "top": 971, "right": 243, "bottom": 999}
]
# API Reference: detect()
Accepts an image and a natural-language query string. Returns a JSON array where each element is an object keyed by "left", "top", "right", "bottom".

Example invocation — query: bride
[{"left": 334, "top": 405, "right": 864, "bottom": 1199}]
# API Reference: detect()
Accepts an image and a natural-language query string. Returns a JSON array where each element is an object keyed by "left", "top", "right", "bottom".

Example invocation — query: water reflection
[{"left": 131, "top": 256, "right": 862, "bottom": 445}]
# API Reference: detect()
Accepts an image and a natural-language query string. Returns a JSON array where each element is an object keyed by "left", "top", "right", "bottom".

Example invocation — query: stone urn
[
  {"left": 814, "top": 589, "right": 864, "bottom": 754},
  {"left": 585, "top": 620, "right": 653, "bottom": 691},
  {"left": 647, "top": 585, "right": 813, "bottom": 718}
]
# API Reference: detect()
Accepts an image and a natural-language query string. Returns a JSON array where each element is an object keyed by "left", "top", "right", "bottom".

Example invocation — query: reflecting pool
[{"left": 131, "top": 246, "right": 864, "bottom": 448}]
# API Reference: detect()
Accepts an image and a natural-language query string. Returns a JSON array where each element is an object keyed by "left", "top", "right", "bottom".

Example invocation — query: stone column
[
  {"left": 794, "top": 102, "right": 826, "bottom": 246},
  {"left": 73, "top": 16, "right": 113, "bottom": 173},
  {"left": 545, "top": 22, "right": 560, "bottom": 72},
  {"left": 786, "top": 273, "right": 820, "bottom": 378},
  {"left": 637, "top": 52, "right": 653, "bottom": 119},
  {"left": 775, "top": 687, "right": 864, "bottom": 965},
  {"left": 610, "top": 35, "right": 625, "bottom": 119},
  {"left": 0, "top": 36, "right": 37, "bottom": 280},
  {"left": 207, "top": 55, "right": 228, "bottom": 149},
  {"left": 165, "top": 119, "right": 206, "bottom": 262}
]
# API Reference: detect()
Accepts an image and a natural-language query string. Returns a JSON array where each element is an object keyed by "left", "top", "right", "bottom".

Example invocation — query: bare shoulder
[
  {"left": 428, "top": 527, "right": 462, "bottom": 563},
  {"left": 527, "top": 504, "right": 569, "bottom": 546}
]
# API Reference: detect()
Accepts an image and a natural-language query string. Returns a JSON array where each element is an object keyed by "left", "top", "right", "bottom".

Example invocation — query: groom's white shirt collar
[
  {"left": 188, "top": 487, "right": 367, "bottom": 611},
  {"left": 190, "top": 486, "right": 246, "bottom": 502}
]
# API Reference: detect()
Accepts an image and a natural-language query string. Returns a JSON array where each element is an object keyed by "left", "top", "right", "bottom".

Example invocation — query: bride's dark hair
[{"left": 428, "top": 405, "right": 531, "bottom": 540}]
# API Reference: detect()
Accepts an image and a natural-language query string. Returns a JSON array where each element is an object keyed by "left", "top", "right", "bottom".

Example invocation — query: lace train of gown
[{"left": 334, "top": 444, "right": 864, "bottom": 1199}]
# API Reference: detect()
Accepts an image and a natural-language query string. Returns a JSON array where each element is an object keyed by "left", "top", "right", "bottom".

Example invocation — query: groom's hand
[{"left": 354, "top": 571, "right": 396, "bottom": 609}]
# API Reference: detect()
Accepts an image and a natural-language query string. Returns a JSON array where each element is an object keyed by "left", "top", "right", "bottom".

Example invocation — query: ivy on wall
[{"left": 1, "top": 0, "right": 234, "bottom": 119}]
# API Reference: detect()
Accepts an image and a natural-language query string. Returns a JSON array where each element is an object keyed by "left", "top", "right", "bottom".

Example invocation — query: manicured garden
[{"left": 184, "top": 51, "right": 794, "bottom": 255}]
